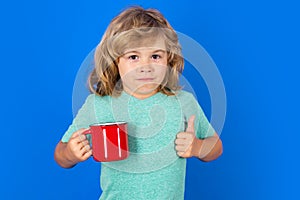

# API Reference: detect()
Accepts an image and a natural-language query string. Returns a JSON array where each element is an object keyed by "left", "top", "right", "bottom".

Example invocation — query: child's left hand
[{"left": 175, "top": 115, "right": 201, "bottom": 158}]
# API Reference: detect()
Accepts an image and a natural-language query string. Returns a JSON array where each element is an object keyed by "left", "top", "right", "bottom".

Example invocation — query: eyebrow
[
  {"left": 123, "top": 49, "right": 166, "bottom": 55},
  {"left": 152, "top": 49, "right": 166, "bottom": 54}
]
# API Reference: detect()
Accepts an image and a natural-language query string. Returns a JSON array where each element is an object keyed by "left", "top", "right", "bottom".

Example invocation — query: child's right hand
[{"left": 64, "top": 128, "right": 92, "bottom": 164}]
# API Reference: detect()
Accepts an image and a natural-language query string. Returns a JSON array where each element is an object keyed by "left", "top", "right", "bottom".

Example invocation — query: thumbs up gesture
[{"left": 175, "top": 115, "right": 201, "bottom": 158}]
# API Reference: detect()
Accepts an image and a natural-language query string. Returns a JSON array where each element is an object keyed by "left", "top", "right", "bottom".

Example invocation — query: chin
[
  {"left": 132, "top": 87, "right": 158, "bottom": 98},
  {"left": 125, "top": 84, "right": 159, "bottom": 98},
  {"left": 138, "top": 86, "right": 158, "bottom": 93}
]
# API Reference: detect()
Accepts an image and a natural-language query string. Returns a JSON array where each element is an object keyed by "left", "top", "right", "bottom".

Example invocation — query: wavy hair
[{"left": 88, "top": 6, "right": 184, "bottom": 96}]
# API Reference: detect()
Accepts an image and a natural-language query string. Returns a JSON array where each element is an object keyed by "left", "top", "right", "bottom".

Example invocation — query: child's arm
[
  {"left": 54, "top": 128, "right": 92, "bottom": 168},
  {"left": 175, "top": 116, "right": 223, "bottom": 162}
]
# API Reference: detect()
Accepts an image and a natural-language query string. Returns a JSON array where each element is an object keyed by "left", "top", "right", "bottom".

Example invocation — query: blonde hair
[{"left": 88, "top": 6, "right": 184, "bottom": 96}]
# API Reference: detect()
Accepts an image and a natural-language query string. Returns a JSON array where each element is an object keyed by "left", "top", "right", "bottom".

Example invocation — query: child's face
[{"left": 118, "top": 43, "right": 168, "bottom": 99}]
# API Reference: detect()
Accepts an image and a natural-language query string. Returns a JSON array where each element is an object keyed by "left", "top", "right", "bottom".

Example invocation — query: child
[{"left": 54, "top": 6, "right": 223, "bottom": 200}]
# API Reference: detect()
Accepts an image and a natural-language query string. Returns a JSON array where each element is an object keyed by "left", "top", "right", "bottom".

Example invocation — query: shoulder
[
  {"left": 85, "top": 93, "right": 111, "bottom": 103},
  {"left": 174, "top": 90, "right": 201, "bottom": 115},
  {"left": 175, "top": 90, "right": 196, "bottom": 102},
  {"left": 78, "top": 94, "right": 112, "bottom": 111}
]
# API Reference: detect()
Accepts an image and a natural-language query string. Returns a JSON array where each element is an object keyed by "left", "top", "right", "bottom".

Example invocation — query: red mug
[{"left": 82, "top": 122, "right": 129, "bottom": 162}]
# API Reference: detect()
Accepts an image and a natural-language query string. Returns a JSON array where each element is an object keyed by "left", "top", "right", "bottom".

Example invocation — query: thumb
[{"left": 186, "top": 115, "right": 196, "bottom": 133}]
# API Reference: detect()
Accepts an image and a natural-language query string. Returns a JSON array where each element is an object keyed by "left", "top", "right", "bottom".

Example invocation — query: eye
[
  {"left": 151, "top": 54, "right": 161, "bottom": 60},
  {"left": 128, "top": 55, "right": 139, "bottom": 60}
]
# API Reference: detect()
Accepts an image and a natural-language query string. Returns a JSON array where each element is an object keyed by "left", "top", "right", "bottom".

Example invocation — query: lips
[{"left": 136, "top": 77, "right": 155, "bottom": 82}]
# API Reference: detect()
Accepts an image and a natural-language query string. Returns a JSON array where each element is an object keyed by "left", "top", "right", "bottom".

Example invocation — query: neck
[{"left": 124, "top": 89, "right": 158, "bottom": 100}]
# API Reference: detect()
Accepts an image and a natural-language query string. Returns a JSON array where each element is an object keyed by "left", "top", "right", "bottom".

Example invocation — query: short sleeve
[
  {"left": 195, "top": 102, "right": 215, "bottom": 139},
  {"left": 61, "top": 94, "right": 98, "bottom": 142},
  {"left": 178, "top": 91, "right": 215, "bottom": 139}
]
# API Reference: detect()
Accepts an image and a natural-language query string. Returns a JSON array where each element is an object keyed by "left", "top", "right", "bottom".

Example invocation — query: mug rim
[{"left": 90, "top": 121, "right": 127, "bottom": 126}]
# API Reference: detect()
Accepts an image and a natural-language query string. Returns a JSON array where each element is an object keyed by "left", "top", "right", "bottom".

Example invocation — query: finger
[
  {"left": 176, "top": 132, "right": 188, "bottom": 139},
  {"left": 175, "top": 145, "right": 187, "bottom": 152},
  {"left": 79, "top": 139, "right": 91, "bottom": 153},
  {"left": 176, "top": 132, "right": 195, "bottom": 140},
  {"left": 175, "top": 138, "right": 186, "bottom": 145},
  {"left": 186, "top": 115, "right": 195, "bottom": 133},
  {"left": 78, "top": 145, "right": 89, "bottom": 158},
  {"left": 81, "top": 144, "right": 91, "bottom": 153},
  {"left": 82, "top": 149, "right": 93, "bottom": 160},
  {"left": 175, "top": 137, "right": 193, "bottom": 145},
  {"left": 79, "top": 134, "right": 88, "bottom": 142},
  {"left": 73, "top": 142, "right": 85, "bottom": 154},
  {"left": 80, "top": 139, "right": 90, "bottom": 147},
  {"left": 70, "top": 128, "right": 89, "bottom": 139},
  {"left": 177, "top": 151, "right": 185, "bottom": 157},
  {"left": 67, "top": 138, "right": 82, "bottom": 152},
  {"left": 72, "top": 134, "right": 87, "bottom": 144},
  {"left": 79, "top": 141, "right": 88, "bottom": 151},
  {"left": 70, "top": 128, "right": 84, "bottom": 139}
]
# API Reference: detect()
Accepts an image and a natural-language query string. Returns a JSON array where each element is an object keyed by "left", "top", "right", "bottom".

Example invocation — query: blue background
[{"left": 0, "top": 0, "right": 299, "bottom": 199}]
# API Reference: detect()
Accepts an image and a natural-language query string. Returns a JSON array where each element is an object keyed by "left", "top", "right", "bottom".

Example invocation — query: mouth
[{"left": 136, "top": 78, "right": 155, "bottom": 82}]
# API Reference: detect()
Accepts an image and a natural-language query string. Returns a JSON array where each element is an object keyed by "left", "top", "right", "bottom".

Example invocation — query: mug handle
[
  {"left": 82, "top": 128, "right": 93, "bottom": 149},
  {"left": 82, "top": 128, "right": 92, "bottom": 135}
]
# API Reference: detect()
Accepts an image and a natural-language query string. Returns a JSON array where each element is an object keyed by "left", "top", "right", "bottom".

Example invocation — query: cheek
[
  {"left": 118, "top": 62, "right": 131, "bottom": 79},
  {"left": 157, "top": 65, "right": 168, "bottom": 76},
  {"left": 118, "top": 68, "right": 126, "bottom": 79},
  {"left": 119, "top": 66, "right": 137, "bottom": 84}
]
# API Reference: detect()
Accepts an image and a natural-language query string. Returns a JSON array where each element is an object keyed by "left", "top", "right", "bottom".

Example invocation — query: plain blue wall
[{"left": 1, "top": 0, "right": 299, "bottom": 199}]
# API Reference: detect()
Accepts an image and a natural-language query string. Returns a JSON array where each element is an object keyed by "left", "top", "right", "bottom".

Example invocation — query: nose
[
  {"left": 138, "top": 58, "right": 154, "bottom": 73},
  {"left": 139, "top": 65, "right": 153, "bottom": 73}
]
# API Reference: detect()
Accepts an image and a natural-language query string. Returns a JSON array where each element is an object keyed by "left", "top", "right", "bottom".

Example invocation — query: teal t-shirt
[{"left": 61, "top": 90, "right": 215, "bottom": 200}]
